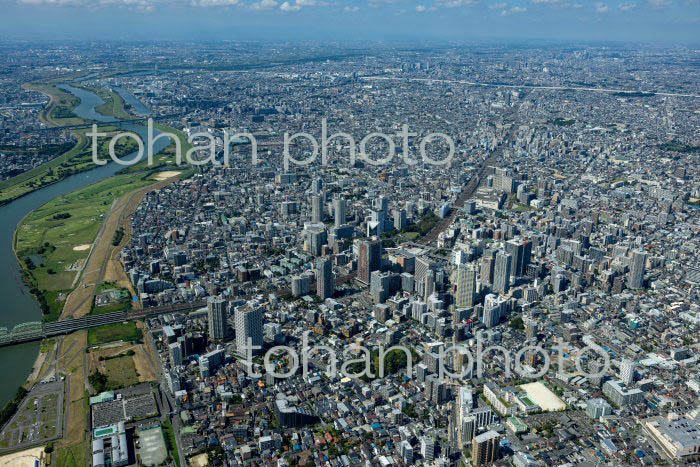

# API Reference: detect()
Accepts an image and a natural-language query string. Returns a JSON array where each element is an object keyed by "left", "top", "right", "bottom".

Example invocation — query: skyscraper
[
  {"left": 358, "top": 239, "right": 381, "bottom": 284},
  {"left": 505, "top": 238, "right": 531, "bottom": 277},
  {"left": 169, "top": 342, "right": 184, "bottom": 366},
  {"left": 235, "top": 306, "right": 263, "bottom": 356},
  {"left": 472, "top": 430, "right": 500, "bottom": 466},
  {"left": 311, "top": 177, "right": 323, "bottom": 194},
  {"left": 415, "top": 256, "right": 434, "bottom": 284},
  {"left": 207, "top": 296, "right": 228, "bottom": 340},
  {"left": 333, "top": 196, "right": 346, "bottom": 228},
  {"left": 311, "top": 194, "right": 324, "bottom": 223},
  {"left": 306, "top": 225, "right": 327, "bottom": 257},
  {"left": 393, "top": 208, "right": 406, "bottom": 231},
  {"left": 455, "top": 263, "right": 477, "bottom": 309},
  {"left": 315, "top": 257, "right": 334, "bottom": 300},
  {"left": 493, "top": 251, "right": 512, "bottom": 294},
  {"left": 455, "top": 387, "right": 474, "bottom": 450},
  {"left": 628, "top": 249, "right": 646, "bottom": 289},
  {"left": 481, "top": 255, "right": 494, "bottom": 285}
]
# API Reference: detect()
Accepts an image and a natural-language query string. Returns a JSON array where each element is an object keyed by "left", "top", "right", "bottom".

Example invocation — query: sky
[{"left": 1, "top": 0, "right": 699, "bottom": 42}]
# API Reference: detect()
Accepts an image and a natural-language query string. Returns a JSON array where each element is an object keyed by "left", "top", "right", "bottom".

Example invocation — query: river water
[{"left": 0, "top": 82, "right": 166, "bottom": 406}]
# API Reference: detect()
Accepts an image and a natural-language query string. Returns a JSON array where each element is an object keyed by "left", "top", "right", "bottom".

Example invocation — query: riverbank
[
  {"left": 1, "top": 82, "right": 119, "bottom": 207},
  {"left": 58, "top": 170, "right": 192, "bottom": 319},
  {"left": 14, "top": 172, "right": 179, "bottom": 322},
  {"left": 0, "top": 76, "right": 188, "bottom": 409}
]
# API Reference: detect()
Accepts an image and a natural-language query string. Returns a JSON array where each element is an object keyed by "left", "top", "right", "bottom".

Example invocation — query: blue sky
[{"left": 1, "top": 0, "right": 699, "bottom": 41}]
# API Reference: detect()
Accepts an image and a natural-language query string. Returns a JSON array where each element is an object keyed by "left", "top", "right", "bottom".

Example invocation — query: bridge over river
[{"left": 0, "top": 301, "right": 206, "bottom": 347}]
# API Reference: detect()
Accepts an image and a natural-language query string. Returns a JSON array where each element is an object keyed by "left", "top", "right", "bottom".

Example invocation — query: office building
[
  {"left": 311, "top": 177, "right": 323, "bottom": 194},
  {"left": 415, "top": 256, "right": 434, "bottom": 284},
  {"left": 307, "top": 225, "right": 327, "bottom": 257}
]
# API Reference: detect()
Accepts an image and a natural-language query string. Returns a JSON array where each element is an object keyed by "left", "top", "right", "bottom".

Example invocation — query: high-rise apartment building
[
  {"left": 315, "top": 257, "right": 334, "bottom": 300},
  {"left": 235, "top": 306, "right": 263, "bottom": 356},
  {"left": 333, "top": 197, "right": 346, "bottom": 228},
  {"left": 628, "top": 249, "right": 646, "bottom": 289},
  {"left": 311, "top": 194, "right": 324, "bottom": 223},
  {"left": 493, "top": 251, "right": 512, "bottom": 294},
  {"left": 455, "top": 263, "right": 477, "bottom": 309},
  {"left": 472, "top": 430, "right": 500, "bottom": 466},
  {"left": 358, "top": 239, "right": 381, "bottom": 284},
  {"left": 207, "top": 296, "right": 229, "bottom": 340}
]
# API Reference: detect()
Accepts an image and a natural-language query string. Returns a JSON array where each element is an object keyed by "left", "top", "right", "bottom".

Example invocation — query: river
[{"left": 0, "top": 82, "right": 167, "bottom": 406}]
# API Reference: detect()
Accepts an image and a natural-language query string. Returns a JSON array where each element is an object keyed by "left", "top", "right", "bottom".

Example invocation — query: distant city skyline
[{"left": 1, "top": 0, "right": 699, "bottom": 42}]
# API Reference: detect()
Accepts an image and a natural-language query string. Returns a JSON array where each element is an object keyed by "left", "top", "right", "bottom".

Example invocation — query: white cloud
[
  {"left": 249, "top": 0, "right": 278, "bottom": 9},
  {"left": 415, "top": 4, "right": 425, "bottom": 10},
  {"left": 435, "top": 0, "right": 478, "bottom": 7},
  {"left": 278, "top": 0, "right": 328, "bottom": 10},
  {"left": 594, "top": 1, "right": 609, "bottom": 11},
  {"left": 501, "top": 5, "right": 525, "bottom": 14},
  {"left": 343, "top": 4, "right": 359, "bottom": 10},
  {"left": 532, "top": 0, "right": 582, "bottom": 7},
  {"left": 19, "top": 0, "right": 84, "bottom": 4},
  {"left": 280, "top": 1, "right": 300, "bottom": 9},
  {"left": 647, "top": 0, "right": 671, "bottom": 6},
  {"left": 619, "top": 2, "right": 636, "bottom": 9},
  {"left": 489, "top": 2, "right": 506, "bottom": 8},
  {"left": 190, "top": 0, "right": 239, "bottom": 6},
  {"left": 18, "top": 0, "right": 160, "bottom": 6}
]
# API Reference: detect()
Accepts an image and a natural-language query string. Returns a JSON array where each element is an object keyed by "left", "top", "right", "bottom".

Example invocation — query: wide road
[{"left": 361, "top": 75, "right": 700, "bottom": 99}]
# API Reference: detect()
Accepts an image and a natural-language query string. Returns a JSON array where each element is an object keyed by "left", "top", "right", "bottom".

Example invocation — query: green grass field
[
  {"left": 93, "top": 87, "right": 132, "bottom": 120},
  {"left": 55, "top": 441, "right": 87, "bottom": 467},
  {"left": 15, "top": 173, "right": 159, "bottom": 319},
  {"left": 116, "top": 122, "right": 194, "bottom": 174},
  {"left": 87, "top": 322, "right": 142, "bottom": 346},
  {"left": 103, "top": 355, "right": 140, "bottom": 389}
]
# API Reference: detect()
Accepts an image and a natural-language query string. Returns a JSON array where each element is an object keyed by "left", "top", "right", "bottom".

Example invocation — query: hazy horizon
[{"left": 1, "top": 0, "right": 699, "bottom": 43}]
